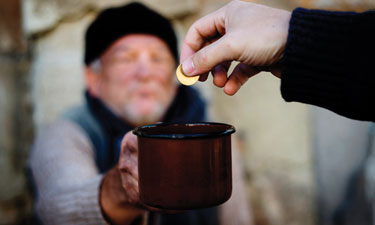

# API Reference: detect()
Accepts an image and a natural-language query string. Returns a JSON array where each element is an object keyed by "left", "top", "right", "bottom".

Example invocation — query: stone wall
[
  {"left": 1, "top": 0, "right": 374, "bottom": 224},
  {"left": 0, "top": 1, "right": 33, "bottom": 224}
]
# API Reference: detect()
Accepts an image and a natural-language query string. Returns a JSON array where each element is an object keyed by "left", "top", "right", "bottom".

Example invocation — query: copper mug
[{"left": 133, "top": 122, "right": 235, "bottom": 210}]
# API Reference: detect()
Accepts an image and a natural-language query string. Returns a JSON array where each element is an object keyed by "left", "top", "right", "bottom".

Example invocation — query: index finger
[
  {"left": 180, "top": 5, "right": 226, "bottom": 63},
  {"left": 121, "top": 131, "right": 138, "bottom": 153}
]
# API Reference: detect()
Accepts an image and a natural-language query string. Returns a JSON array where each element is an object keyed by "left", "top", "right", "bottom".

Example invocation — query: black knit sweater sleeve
[{"left": 281, "top": 8, "right": 375, "bottom": 121}]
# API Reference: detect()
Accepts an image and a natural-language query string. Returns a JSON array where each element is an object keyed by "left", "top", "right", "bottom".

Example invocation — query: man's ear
[{"left": 84, "top": 66, "right": 100, "bottom": 97}]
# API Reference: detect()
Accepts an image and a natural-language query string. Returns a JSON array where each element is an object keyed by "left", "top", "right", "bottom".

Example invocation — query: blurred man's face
[{"left": 87, "top": 34, "right": 178, "bottom": 126}]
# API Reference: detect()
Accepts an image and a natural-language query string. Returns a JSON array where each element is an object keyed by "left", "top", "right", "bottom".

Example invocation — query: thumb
[
  {"left": 121, "top": 131, "right": 138, "bottom": 154},
  {"left": 181, "top": 36, "right": 237, "bottom": 76}
]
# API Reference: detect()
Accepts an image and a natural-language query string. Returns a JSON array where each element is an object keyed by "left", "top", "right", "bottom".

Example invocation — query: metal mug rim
[{"left": 133, "top": 122, "right": 236, "bottom": 139}]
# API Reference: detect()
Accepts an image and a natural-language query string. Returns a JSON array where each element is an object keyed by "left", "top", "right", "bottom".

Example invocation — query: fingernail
[{"left": 182, "top": 58, "right": 195, "bottom": 75}]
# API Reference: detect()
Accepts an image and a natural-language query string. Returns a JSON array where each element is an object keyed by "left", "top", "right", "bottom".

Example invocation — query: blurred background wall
[{"left": 1, "top": 0, "right": 374, "bottom": 224}]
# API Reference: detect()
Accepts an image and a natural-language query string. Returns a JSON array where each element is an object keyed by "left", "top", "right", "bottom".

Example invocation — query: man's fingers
[
  {"left": 121, "top": 132, "right": 138, "bottom": 153},
  {"left": 199, "top": 72, "right": 209, "bottom": 82},
  {"left": 119, "top": 132, "right": 139, "bottom": 178},
  {"left": 180, "top": 6, "right": 226, "bottom": 63},
  {"left": 182, "top": 36, "right": 238, "bottom": 76},
  {"left": 212, "top": 62, "right": 231, "bottom": 87},
  {"left": 119, "top": 153, "right": 138, "bottom": 178},
  {"left": 120, "top": 174, "right": 140, "bottom": 204},
  {"left": 180, "top": 44, "right": 196, "bottom": 66},
  {"left": 121, "top": 173, "right": 138, "bottom": 191},
  {"left": 224, "top": 63, "right": 260, "bottom": 96}
]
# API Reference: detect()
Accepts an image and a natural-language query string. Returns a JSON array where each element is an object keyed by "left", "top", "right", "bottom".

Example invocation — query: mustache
[{"left": 126, "top": 82, "right": 161, "bottom": 94}]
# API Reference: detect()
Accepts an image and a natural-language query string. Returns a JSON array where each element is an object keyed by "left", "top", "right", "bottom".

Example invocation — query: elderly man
[{"left": 30, "top": 2, "right": 251, "bottom": 225}]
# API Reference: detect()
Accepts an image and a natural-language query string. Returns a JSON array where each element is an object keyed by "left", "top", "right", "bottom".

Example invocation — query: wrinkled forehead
[{"left": 103, "top": 34, "right": 175, "bottom": 58}]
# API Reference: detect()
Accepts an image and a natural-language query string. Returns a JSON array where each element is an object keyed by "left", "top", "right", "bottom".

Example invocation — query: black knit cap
[{"left": 84, "top": 2, "right": 178, "bottom": 65}]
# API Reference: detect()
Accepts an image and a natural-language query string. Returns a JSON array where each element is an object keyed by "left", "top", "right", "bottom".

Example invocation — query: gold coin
[{"left": 176, "top": 64, "right": 199, "bottom": 86}]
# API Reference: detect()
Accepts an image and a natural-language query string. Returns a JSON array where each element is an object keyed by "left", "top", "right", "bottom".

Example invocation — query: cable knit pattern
[{"left": 281, "top": 8, "right": 375, "bottom": 121}]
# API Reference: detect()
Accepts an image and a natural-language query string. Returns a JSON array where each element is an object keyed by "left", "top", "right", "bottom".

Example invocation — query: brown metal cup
[{"left": 133, "top": 122, "right": 235, "bottom": 210}]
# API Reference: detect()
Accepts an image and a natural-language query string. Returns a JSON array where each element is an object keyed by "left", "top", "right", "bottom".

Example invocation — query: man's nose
[{"left": 135, "top": 55, "right": 153, "bottom": 80}]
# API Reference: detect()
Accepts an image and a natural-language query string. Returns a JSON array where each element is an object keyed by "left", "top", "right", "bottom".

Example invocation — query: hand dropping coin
[{"left": 176, "top": 64, "right": 199, "bottom": 86}]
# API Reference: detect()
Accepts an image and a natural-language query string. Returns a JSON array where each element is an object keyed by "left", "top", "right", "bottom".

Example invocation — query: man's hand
[
  {"left": 118, "top": 132, "right": 140, "bottom": 204},
  {"left": 180, "top": 0, "right": 291, "bottom": 95},
  {"left": 100, "top": 132, "right": 144, "bottom": 225}
]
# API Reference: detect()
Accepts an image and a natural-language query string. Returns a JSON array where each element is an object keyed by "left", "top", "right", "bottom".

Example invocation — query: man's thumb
[{"left": 181, "top": 36, "right": 235, "bottom": 76}]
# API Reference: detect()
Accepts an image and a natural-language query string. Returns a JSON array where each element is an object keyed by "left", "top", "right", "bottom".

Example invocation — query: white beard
[
  {"left": 121, "top": 100, "right": 167, "bottom": 126},
  {"left": 111, "top": 80, "right": 177, "bottom": 127}
]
